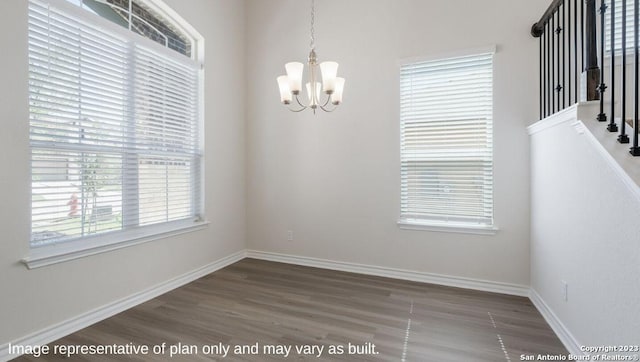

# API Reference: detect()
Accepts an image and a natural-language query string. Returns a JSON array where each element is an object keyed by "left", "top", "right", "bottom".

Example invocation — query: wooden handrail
[{"left": 531, "top": 0, "right": 565, "bottom": 37}]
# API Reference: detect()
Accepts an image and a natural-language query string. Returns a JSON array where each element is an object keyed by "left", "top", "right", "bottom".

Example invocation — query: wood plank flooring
[{"left": 13, "top": 259, "right": 566, "bottom": 361}]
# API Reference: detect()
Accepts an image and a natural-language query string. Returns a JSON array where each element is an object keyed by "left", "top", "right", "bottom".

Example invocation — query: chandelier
[{"left": 276, "top": 0, "right": 345, "bottom": 114}]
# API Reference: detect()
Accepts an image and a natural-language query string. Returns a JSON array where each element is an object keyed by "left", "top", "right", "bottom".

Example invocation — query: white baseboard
[
  {"left": 0, "top": 250, "right": 245, "bottom": 362},
  {"left": 246, "top": 250, "right": 530, "bottom": 297},
  {"left": 529, "top": 288, "right": 582, "bottom": 356}
]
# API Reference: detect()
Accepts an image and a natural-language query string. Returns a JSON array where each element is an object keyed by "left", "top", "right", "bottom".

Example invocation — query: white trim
[
  {"left": 529, "top": 289, "right": 583, "bottom": 356},
  {"left": 0, "top": 250, "right": 245, "bottom": 362},
  {"left": 527, "top": 101, "right": 606, "bottom": 135},
  {"left": 246, "top": 250, "right": 529, "bottom": 297},
  {"left": 528, "top": 103, "right": 640, "bottom": 203},
  {"left": 397, "top": 219, "right": 498, "bottom": 235},
  {"left": 397, "top": 44, "right": 497, "bottom": 66},
  {"left": 23, "top": 221, "right": 210, "bottom": 269},
  {"left": 527, "top": 103, "right": 582, "bottom": 135}
]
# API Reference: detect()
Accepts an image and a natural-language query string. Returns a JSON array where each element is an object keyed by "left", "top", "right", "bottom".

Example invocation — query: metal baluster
[
  {"left": 575, "top": 0, "right": 579, "bottom": 103},
  {"left": 541, "top": 36, "right": 544, "bottom": 119},
  {"left": 557, "top": 11, "right": 563, "bottom": 110},
  {"left": 582, "top": 0, "right": 585, "bottom": 72},
  {"left": 568, "top": 0, "right": 573, "bottom": 105},
  {"left": 553, "top": 14, "right": 557, "bottom": 112},
  {"left": 621, "top": 0, "right": 630, "bottom": 143},
  {"left": 548, "top": 22, "right": 552, "bottom": 116},
  {"left": 543, "top": 23, "right": 546, "bottom": 117},
  {"left": 609, "top": 0, "right": 619, "bottom": 131},
  {"left": 598, "top": 0, "right": 608, "bottom": 122},
  {"left": 632, "top": 0, "right": 640, "bottom": 155},
  {"left": 563, "top": 3, "right": 567, "bottom": 109}
]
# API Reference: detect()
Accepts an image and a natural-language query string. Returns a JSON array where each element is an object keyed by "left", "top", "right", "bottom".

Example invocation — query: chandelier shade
[
  {"left": 277, "top": 0, "right": 344, "bottom": 114},
  {"left": 277, "top": 76, "right": 292, "bottom": 104},
  {"left": 285, "top": 62, "right": 304, "bottom": 93},
  {"left": 332, "top": 77, "right": 345, "bottom": 104},
  {"left": 320, "top": 61, "right": 338, "bottom": 92}
]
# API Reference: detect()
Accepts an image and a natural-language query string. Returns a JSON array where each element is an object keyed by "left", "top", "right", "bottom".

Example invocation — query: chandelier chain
[{"left": 310, "top": 0, "right": 315, "bottom": 50}]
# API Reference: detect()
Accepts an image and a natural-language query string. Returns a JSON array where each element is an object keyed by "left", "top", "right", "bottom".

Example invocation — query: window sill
[
  {"left": 397, "top": 219, "right": 498, "bottom": 235},
  {"left": 22, "top": 220, "right": 210, "bottom": 269}
]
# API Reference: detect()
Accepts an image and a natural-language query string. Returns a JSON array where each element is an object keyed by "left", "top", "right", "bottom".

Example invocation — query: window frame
[
  {"left": 24, "top": 0, "right": 207, "bottom": 269},
  {"left": 396, "top": 47, "right": 498, "bottom": 235}
]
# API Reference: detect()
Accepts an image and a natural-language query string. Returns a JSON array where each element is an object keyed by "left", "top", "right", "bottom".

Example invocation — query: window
[
  {"left": 66, "top": 0, "right": 193, "bottom": 57},
  {"left": 399, "top": 51, "right": 494, "bottom": 231},
  {"left": 28, "top": 0, "right": 203, "bottom": 251},
  {"left": 605, "top": 0, "right": 636, "bottom": 53}
]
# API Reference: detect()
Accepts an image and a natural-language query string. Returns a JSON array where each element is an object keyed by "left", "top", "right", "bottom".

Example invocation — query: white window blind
[
  {"left": 605, "top": 0, "right": 636, "bottom": 52},
  {"left": 29, "top": 0, "right": 202, "bottom": 247},
  {"left": 399, "top": 52, "right": 494, "bottom": 227}
]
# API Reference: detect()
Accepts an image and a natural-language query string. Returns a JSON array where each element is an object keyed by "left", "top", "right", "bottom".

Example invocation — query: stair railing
[{"left": 532, "top": 0, "right": 640, "bottom": 156}]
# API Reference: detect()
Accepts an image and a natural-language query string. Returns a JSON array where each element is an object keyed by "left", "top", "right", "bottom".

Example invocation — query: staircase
[{"left": 528, "top": 0, "right": 640, "bottom": 356}]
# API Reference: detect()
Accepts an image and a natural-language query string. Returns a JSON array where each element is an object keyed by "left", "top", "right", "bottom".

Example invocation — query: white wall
[
  {"left": 246, "top": 0, "right": 548, "bottom": 287},
  {"left": 530, "top": 107, "right": 640, "bottom": 347},
  {"left": 0, "top": 0, "right": 245, "bottom": 346}
]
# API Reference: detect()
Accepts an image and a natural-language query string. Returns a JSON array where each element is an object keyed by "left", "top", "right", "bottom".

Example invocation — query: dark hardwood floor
[{"left": 13, "top": 259, "right": 566, "bottom": 361}]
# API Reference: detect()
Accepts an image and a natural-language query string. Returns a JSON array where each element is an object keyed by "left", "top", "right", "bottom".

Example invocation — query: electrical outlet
[
  {"left": 287, "top": 230, "right": 294, "bottom": 241},
  {"left": 562, "top": 281, "right": 568, "bottom": 302}
]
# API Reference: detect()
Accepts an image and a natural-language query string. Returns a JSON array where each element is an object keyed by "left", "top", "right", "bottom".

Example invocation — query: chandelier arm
[
  {"left": 288, "top": 106, "right": 308, "bottom": 113},
  {"left": 316, "top": 93, "right": 338, "bottom": 112},
  {"left": 286, "top": 94, "right": 307, "bottom": 112},
  {"left": 320, "top": 93, "right": 332, "bottom": 108},
  {"left": 319, "top": 104, "right": 337, "bottom": 112},
  {"left": 295, "top": 93, "right": 308, "bottom": 108}
]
